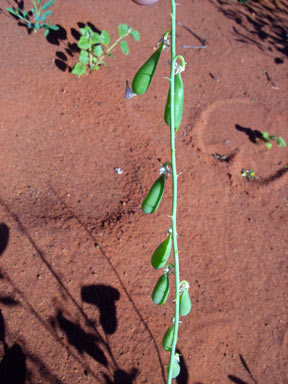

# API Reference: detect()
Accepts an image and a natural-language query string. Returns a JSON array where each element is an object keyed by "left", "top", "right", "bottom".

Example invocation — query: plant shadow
[
  {"left": 0, "top": 197, "right": 140, "bottom": 383},
  {"left": 228, "top": 353, "right": 258, "bottom": 384},
  {"left": 54, "top": 21, "right": 102, "bottom": 73},
  {"left": 81, "top": 285, "right": 120, "bottom": 335},
  {"left": 235, "top": 124, "right": 263, "bottom": 144},
  {"left": 0, "top": 223, "right": 9, "bottom": 256},
  {"left": 209, "top": 0, "right": 288, "bottom": 61},
  {"left": 0, "top": 310, "right": 27, "bottom": 384}
]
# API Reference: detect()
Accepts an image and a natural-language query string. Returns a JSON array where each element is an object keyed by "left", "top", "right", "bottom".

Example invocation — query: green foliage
[
  {"left": 260, "top": 131, "right": 287, "bottom": 149},
  {"left": 72, "top": 24, "right": 140, "bottom": 77},
  {"left": 6, "top": 0, "right": 59, "bottom": 36}
]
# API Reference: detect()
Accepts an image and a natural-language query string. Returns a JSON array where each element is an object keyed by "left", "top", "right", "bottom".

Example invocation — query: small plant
[
  {"left": 241, "top": 168, "right": 257, "bottom": 180},
  {"left": 260, "top": 131, "right": 287, "bottom": 150},
  {"left": 126, "top": 1, "right": 190, "bottom": 382},
  {"left": 6, "top": 0, "right": 59, "bottom": 37},
  {"left": 72, "top": 24, "right": 140, "bottom": 77}
]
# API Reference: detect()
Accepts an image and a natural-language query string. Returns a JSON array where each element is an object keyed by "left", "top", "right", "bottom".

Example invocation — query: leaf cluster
[
  {"left": 72, "top": 24, "right": 140, "bottom": 77},
  {"left": 6, "top": 0, "right": 59, "bottom": 36},
  {"left": 261, "top": 131, "right": 287, "bottom": 149}
]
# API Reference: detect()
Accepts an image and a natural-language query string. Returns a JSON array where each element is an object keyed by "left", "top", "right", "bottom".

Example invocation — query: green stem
[
  {"left": 167, "top": 0, "right": 180, "bottom": 383},
  {"left": 98, "top": 31, "right": 131, "bottom": 65}
]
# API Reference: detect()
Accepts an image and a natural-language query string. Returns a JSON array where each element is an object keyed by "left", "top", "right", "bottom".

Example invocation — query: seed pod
[
  {"left": 168, "top": 354, "right": 181, "bottom": 378},
  {"left": 132, "top": 44, "right": 164, "bottom": 95},
  {"left": 164, "top": 71, "right": 184, "bottom": 132},
  {"left": 162, "top": 326, "right": 174, "bottom": 351},
  {"left": 151, "top": 234, "right": 172, "bottom": 269},
  {"left": 152, "top": 273, "right": 169, "bottom": 305},
  {"left": 179, "top": 288, "right": 191, "bottom": 316},
  {"left": 142, "top": 174, "right": 165, "bottom": 214}
]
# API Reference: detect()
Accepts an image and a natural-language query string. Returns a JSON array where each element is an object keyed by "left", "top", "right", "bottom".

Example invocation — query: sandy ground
[{"left": 0, "top": 0, "right": 287, "bottom": 383}]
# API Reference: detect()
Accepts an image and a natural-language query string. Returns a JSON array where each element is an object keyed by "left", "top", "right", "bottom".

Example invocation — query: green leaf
[
  {"left": 261, "top": 131, "right": 270, "bottom": 141},
  {"left": 48, "top": 24, "right": 59, "bottom": 31},
  {"left": 41, "top": 10, "right": 52, "bottom": 20},
  {"left": 72, "top": 63, "right": 87, "bottom": 77},
  {"left": 92, "top": 64, "right": 100, "bottom": 71},
  {"left": 44, "top": 28, "right": 50, "bottom": 37},
  {"left": 131, "top": 30, "right": 140, "bottom": 41},
  {"left": 99, "top": 30, "right": 110, "bottom": 46},
  {"left": 277, "top": 137, "right": 287, "bottom": 147},
  {"left": 22, "top": 10, "right": 29, "bottom": 18},
  {"left": 265, "top": 142, "right": 272, "bottom": 150},
  {"left": 79, "top": 50, "right": 89, "bottom": 65},
  {"left": 40, "top": 0, "right": 55, "bottom": 11},
  {"left": 91, "top": 33, "right": 101, "bottom": 44},
  {"left": 118, "top": 24, "right": 129, "bottom": 37},
  {"left": 94, "top": 45, "right": 103, "bottom": 57},
  {"left": 6, "top": 8, "right": 19, "bottom": 17},
  {"left": 38, "top": 0, "right": 42, "bottom": 4},
  {"left": 120, "top": 40, "right": 129, "bottom": 55},
  {"left": 78, "top": 36, "right": 91, "bottom": 50}
]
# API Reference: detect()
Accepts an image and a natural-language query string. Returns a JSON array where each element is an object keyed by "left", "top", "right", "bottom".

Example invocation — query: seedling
[
  {"left": 260, "top": 131, "right": 287, "bottom": 150},
  {"left": 241, "top": 168, "right": 257, "bottom": 180},
  {"left": 72, "top": 24, "right": 140, "bottom": 77},
  {"left": 6, "top": 0, "right": 59, "bottom": 37},
  {"left": 127, "top": 2, "right": 190, "bottom": 382}
]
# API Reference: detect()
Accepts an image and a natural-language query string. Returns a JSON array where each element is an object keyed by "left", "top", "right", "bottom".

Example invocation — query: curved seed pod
[
  {"left": 179, "top": 288, "right": 191, "bottom": 316},
  {"left": 142, "top": 174, "right": 165, "bottom": 214},
  {"left": 152, "top": 273, "right": 169, "bottom": 305},
  {"left": 132, "top": 44, "right": 164, "bottom": 95},
  {"left": 151, "top": 234, "right": 172, "bottom": 269},
  {"left": 164, "top": 71, "right": 184, "bottom": 132},
  {"left": 162, "top": 326, "right": 174, "bottom": 351},
  {"left": 169, "top": 354, "right": 181, "bottom": 379}
]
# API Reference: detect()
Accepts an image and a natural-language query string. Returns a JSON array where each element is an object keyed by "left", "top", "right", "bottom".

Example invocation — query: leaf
[
  {"left": 261, "top": 131, "right": 270, "bottom": 141},
  {"left": 40, "top": 0, "right": 55, "bottom": 11},
  {"left": 78, "top": 36, "right": 91, "bottom": 50},
  {"left": 72, "top": 62, "right": 87, "bottom": 77},
  {"left": 99, "top": 30, "right": 110, "bottom": 46},
  {"left": 79, "top": 50, "right": 89, "bottom": 65},
  {"left": 265, "top": 142, "right": 272, "bottom": 150},
  {"left": 91, "top": 33, "right": 101, "bottom": 44},
  {"left": 120, "top": 40, "right": 129, "bottom": 55},
  {"left": 94, "top": 45, "right": 103, "bottom": 57},
  {"left": 277, "top": 137, "right": 287, "bottom": 147},
  {"left": 6, "top": 8, "right": 19, "bottom": 17},
  {"left": 48, "top": 24, "right": 59, "bottom": 31},
  {"left": 131, "top": 30, "right": 140, "bottom": 41},
  {"left": 44, "top": 28, "right": 50, "bottom": 37},
  {"left": 41, "top": 10, "right": 52, "bottom": 20},
  {"left": 118, "top": 23, "right": 129, "bottom": 37}
]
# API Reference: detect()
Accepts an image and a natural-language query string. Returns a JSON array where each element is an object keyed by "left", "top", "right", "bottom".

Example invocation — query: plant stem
[
  {"left": 98, "top": 31, "right": 131, "bottom": 64},
  {"left": 167, "top": 0, "right": 180, "bottom": 383}
]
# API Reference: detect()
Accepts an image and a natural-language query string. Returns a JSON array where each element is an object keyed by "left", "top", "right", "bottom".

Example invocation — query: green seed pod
[
  {"left": 179, "top": 288, "right": 191, "bottom": 316},
  {"left": 162, "top": 326, "right": 174, "bottom": 351},
  {"left": 151, "top": 234, "right": 172, "bottom": 269},
  {"left": 168, "top": 354, "right": 181, "bottom": 379},
  {"left": 132, "top": 44, "right": 164, "bottom": 95},
  {"left": 142, "top": 174, "right": 165, "bottom": 214},
  {"left": 152, "top": 273, "right": 169, "bottom": 305},
  {"left": 164, "top": 71, "right": 184, "bottom": 132}
]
